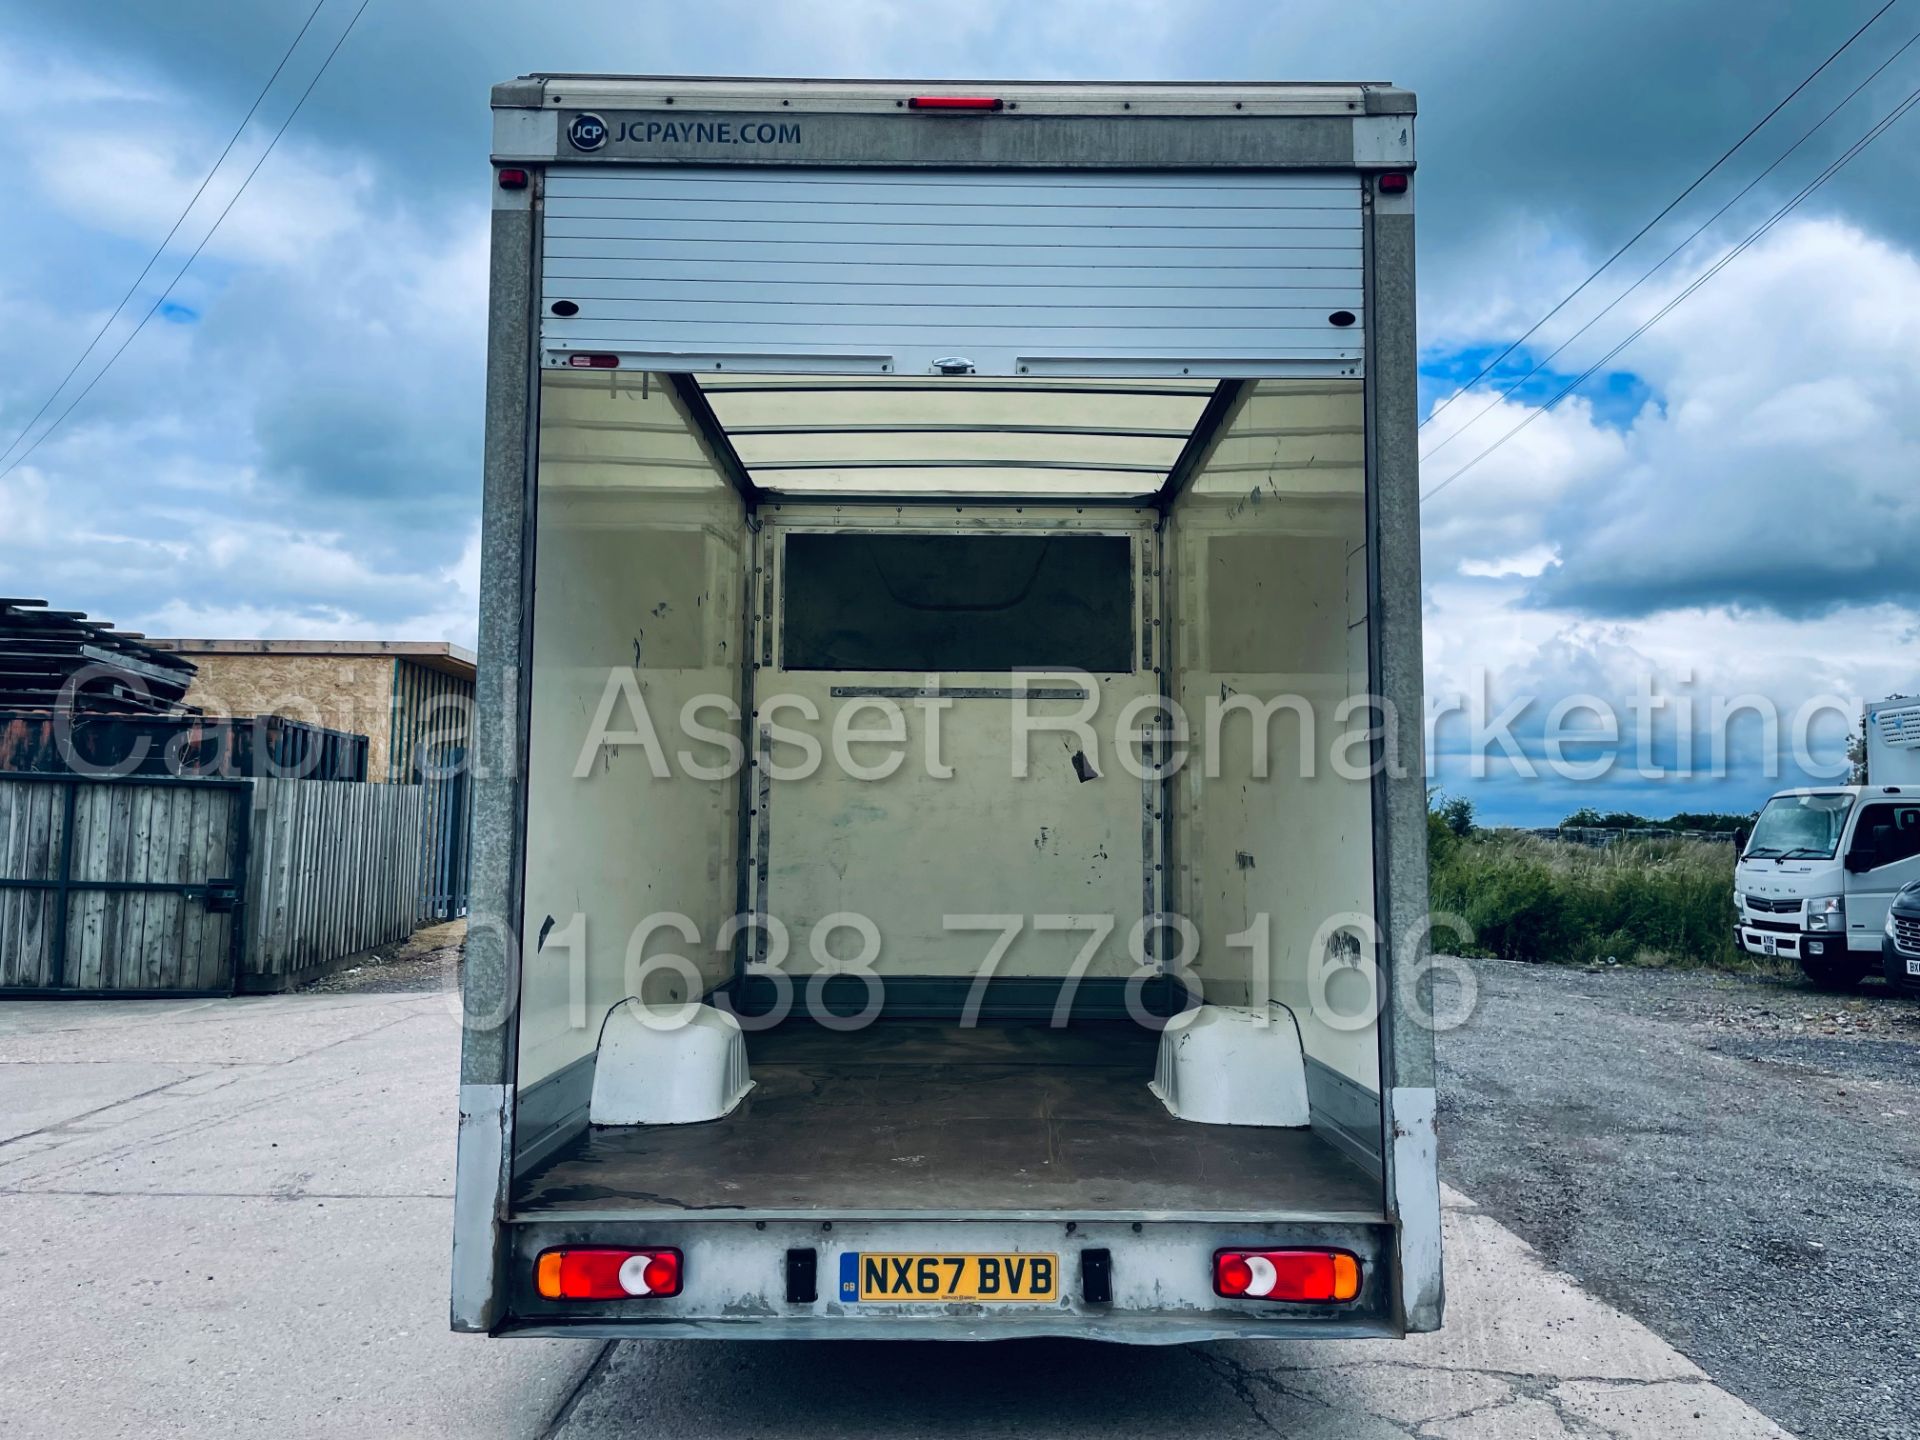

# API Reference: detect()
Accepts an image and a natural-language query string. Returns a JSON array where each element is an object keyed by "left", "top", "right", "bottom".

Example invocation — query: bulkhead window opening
[{"left": 780, "top": 531, "right": 1135, "bottom": 673}]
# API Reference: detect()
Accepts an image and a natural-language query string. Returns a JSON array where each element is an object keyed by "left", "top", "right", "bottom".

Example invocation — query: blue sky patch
[{"left": 1419, "top": 343, "right": 1653, "bottom": 432}]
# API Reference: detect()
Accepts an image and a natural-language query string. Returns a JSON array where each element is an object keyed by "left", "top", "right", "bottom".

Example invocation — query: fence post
[{"left": 45, "top": 779, "right": 79, "bottom": 989}]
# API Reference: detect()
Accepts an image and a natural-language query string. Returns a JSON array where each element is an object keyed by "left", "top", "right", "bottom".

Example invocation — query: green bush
[{"left": 1429, "top": 828, "right": 1742, "bottom": 968}]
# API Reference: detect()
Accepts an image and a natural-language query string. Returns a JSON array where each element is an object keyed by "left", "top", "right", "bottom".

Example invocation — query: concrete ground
[{"left": 0, "top": 982, "right": 1796, "bottom": 1439}]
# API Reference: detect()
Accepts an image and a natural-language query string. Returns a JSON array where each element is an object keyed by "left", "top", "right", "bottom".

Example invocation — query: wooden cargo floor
[{"left": 511, "top": 1021, "right": 1383, "bottom": 1219}]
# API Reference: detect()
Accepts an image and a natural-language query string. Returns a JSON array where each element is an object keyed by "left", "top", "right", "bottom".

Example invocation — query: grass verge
[{"left": 1428, "top": 822, "right": 1776, "bottom": 971}]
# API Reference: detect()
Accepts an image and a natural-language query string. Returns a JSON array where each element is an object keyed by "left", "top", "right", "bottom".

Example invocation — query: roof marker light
[
  {"left": 567, "top": 353, "right": 620, "bottom": 369},
  {"left": 908, "top": 96, "right": 1005, "bottom": 111}
]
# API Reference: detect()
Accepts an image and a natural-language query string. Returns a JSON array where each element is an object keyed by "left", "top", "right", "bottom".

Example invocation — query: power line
[
  {"left": 1419, "top": 21, "right": 1920, "bottom": 466},
  {"left": 1421, "top": 79, "right": 1920, "bottom": 505},
  {"left": 0, "top": 0, "right": 373, "bottom": 484},
  {"left": 0, "top": 0, "right": 331, "bottom": 472},
  {"left": 1420, "top": 0, "right": 1902, "bottom": 434}
]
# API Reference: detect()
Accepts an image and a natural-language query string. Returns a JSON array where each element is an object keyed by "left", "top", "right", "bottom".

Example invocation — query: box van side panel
[
  {"left": 516, "top": 372, "right": 748, "bottom": 1088},
  {"left": 454, "top": 185, "right": 539, "bottom": 1334},
  {"left": 1367, "top": 190, "right": 1443, "bottom": 1333},
  {"left": 1165, "top": 380, "right": 1380, "bottom": 1161}
]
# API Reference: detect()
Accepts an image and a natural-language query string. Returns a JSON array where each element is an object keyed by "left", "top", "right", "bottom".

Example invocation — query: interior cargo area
[
  {"left": 509, "top": 367, "right": 1386, "bottom": 1223},
  {"left": 515, "top": 1022, "right": 1379, "bottom": 1219}
]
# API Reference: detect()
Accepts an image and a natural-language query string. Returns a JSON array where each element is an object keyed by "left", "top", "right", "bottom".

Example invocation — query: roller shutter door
[{"left": 540, "top": 167, "right": 1363, "bottom": 378}]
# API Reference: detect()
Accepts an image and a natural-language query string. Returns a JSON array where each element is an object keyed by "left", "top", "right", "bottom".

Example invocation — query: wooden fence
[
  {"left": 242, "top": 777, "right": 426, "bottom": 988},
  {"left": 0, "top": 775, "right": 247, "bottom": 994},
  {"left": 0, "top": 774, "right": 427, "bottom": 996}
]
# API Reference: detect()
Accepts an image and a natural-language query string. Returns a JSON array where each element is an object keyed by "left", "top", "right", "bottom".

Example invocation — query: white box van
[
  {"left": 1735, "top": 697, "right": 1920, "bottom": 987},
  {"left": 452, "top": 75, "right": 1440, "bottom": 1342}
]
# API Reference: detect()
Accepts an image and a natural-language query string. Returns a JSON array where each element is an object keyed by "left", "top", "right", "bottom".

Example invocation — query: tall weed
[{"left": 1429, "top": 831, "right": 1742, "bottom": 968}]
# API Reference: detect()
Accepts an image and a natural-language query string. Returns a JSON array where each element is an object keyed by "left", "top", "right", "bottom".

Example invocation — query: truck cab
[
  {"left": 1735, "top": 787, "right": 1914, "bottom": 984},
  {"left": 1736, "top": 700, "right": 1920, "bottom": 986}
]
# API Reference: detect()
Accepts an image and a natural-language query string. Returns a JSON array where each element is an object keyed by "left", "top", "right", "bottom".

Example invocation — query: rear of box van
[{"left": 452, "top": 75, "right": 1439, "bottom": 1342}]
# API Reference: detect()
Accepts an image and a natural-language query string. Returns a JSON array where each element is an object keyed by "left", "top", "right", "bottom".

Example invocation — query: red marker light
[
  {"left": 535, "top": 1247, "right": 683, "bottom": 1300},
  {"left": 1378, "top": 172, "right": 1409, "bottom": 195},
  {"left": 497, "top": 167, "right": 530, "bottom": 190},
  {"left": 908, "top": 96, "right": 1005, "bottom": 111},
  {"left": 1214, "top": 1249, "right": 1361, "bottom": 1302},
  {"left": 566, "top": 354, "right": 620, "bottom": 369}
]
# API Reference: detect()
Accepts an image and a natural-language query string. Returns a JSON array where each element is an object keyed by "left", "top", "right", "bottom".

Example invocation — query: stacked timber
[{"left": 0, "top": 598, "right": 198, "bottom": 715}]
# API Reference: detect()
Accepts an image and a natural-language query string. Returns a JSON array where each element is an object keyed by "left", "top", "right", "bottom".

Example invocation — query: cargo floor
[{"left": 511, "top": 1021, "right": 1382, "bottom": 1219}]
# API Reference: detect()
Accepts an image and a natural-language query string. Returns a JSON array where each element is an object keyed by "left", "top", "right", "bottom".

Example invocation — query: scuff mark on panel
[
  {"left": 536, "top": 914, "right": 556, "bottom": 951},
  {"left": 1234, "top": 851, "right": 1256, "bottom": 870},
  {"left": 1071, "top": 750, "right": 1099, "bottom": 783}
]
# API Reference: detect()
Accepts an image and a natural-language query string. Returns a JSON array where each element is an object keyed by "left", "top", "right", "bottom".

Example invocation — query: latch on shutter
[
  {"left": 186, "top": 879, "right": 241, "bottom": 913},
  {"left": 932, "top": 356, "right": 976, "bottom": 375}
]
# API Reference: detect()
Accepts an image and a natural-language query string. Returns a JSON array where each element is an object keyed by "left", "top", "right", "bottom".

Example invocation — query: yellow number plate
[{"left": 841, "top": 1252, "right": 1058, "bottom": 1303}]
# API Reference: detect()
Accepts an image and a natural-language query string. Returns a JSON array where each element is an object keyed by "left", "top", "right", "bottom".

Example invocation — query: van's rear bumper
[{"left": 493, "top": 1216, "right": 1403, "bottom": 1343}]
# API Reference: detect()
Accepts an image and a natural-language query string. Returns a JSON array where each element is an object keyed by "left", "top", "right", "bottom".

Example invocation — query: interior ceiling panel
[
  {"left": 699, "top": 375, "right": 1217, "bottom": 496},
  {"left": 535, "top": 372, "right": 1363, "bottom": 501}
]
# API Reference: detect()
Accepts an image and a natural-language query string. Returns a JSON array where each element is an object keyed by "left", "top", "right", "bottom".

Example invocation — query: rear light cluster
[
  {"left": 1214, "top": 1248, "right": 1360, "bottom": 1302},
  {"left": 535, "top": 1247, "right": 682, "bottom": 1300}
]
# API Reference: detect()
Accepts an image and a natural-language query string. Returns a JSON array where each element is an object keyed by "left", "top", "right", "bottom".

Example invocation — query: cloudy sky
[{"left": 3, "top": 0, "right": 1918, "bottom": 822}]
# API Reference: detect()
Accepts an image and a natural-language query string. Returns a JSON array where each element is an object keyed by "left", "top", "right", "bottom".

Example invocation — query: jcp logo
[{"left": 567, "top": 113, "right": 609, "bottom": 151}]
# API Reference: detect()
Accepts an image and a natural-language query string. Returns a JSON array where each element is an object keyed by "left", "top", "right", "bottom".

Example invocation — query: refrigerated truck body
[{"left": 453, "top": 74, "right": 1439, "bottom": 1342}]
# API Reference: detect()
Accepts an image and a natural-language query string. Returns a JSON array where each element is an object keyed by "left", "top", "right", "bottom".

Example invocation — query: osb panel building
[
  {"left": 150, "top": 640, "right": 475, "bottom": 784},
  {"left": 149, "top": 639, "right": 477, "bottom": 918}
]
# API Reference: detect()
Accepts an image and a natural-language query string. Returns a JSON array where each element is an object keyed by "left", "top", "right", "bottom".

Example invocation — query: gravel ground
[
  {"left": 1437, "top": 960, "right": 1920, "bottom": 1440},
  {"left": 303, "top": 918, "right": 464, "bottom": 995}
]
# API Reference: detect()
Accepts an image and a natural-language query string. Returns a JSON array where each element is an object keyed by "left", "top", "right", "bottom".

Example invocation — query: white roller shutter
[{"left": 541, "top": 168, "right": 1363, "bottom": 378}]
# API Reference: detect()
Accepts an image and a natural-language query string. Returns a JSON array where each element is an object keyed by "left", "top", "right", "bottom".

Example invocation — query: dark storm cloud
[{"left": 1530, "top": 526, "right": 1920, "bottom": 619}]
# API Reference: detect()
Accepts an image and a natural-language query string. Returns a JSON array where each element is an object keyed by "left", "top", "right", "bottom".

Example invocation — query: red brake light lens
[
  {"left": 1378, "top": 172, "right": 1409, "bottom": 194},
  {"left": 535, "top": 1247, "right": 683, "bottom": 1300},
  {"left": 566, "top": 353, "right": 620, "bottom": 369},
  {"left": 497, "top": 167, "right": 529, "bottom": 190},
  {"left": 1214, "top": 1249, "right": 1361, "bottom": 1302},
  {"left": 908, "top": 96, "right": 1005, "bottom": 111}
]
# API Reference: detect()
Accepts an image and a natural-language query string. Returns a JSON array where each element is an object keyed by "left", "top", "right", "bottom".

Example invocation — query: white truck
[
  {"left": 1736, "top": 696, "right": 1920, "bottom": 988},
  {"left": 452, "top": 74, "right": 1440, "bottom": 1342}
]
